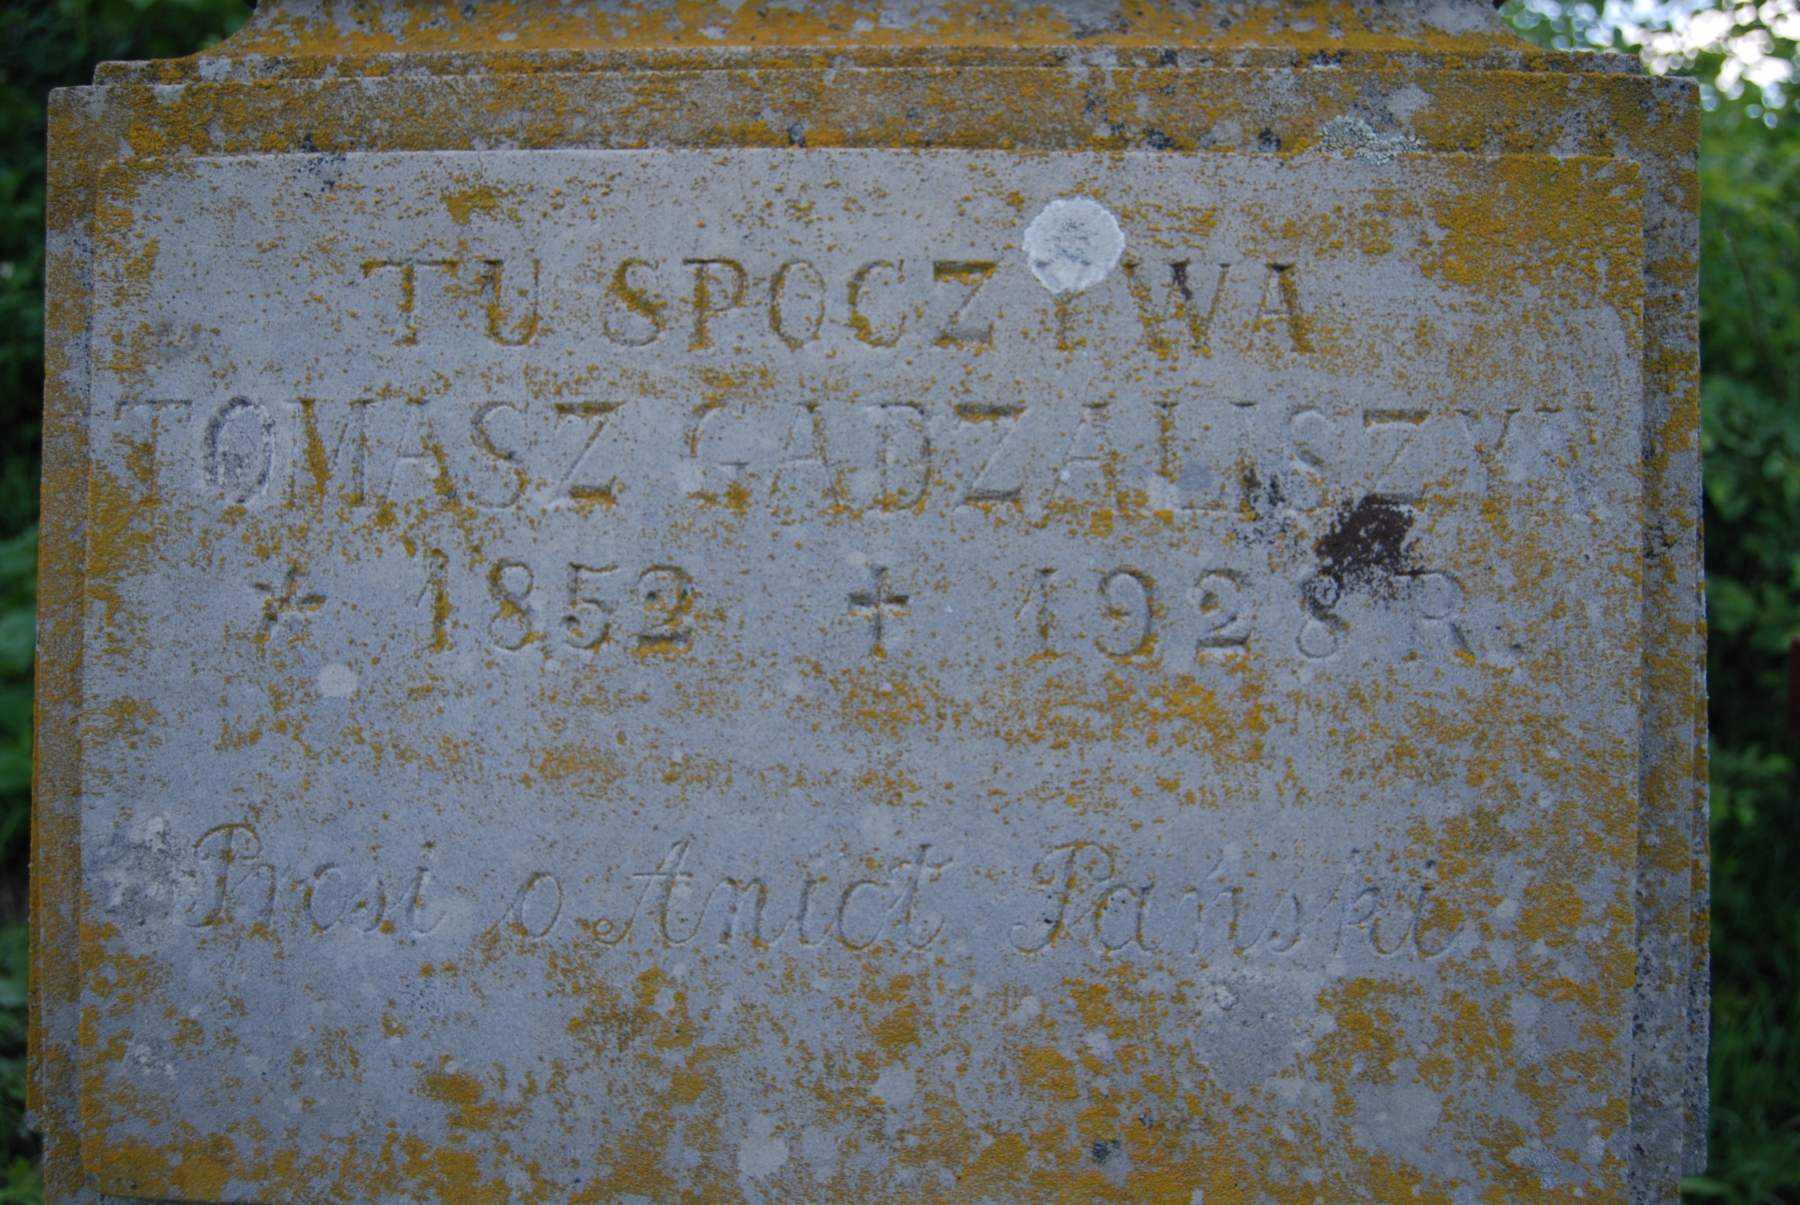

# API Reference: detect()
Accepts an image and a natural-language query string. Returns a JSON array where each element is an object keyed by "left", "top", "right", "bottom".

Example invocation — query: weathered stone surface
[{"left": 34, "top": 5, "right": 1706, "bottom": 1205}]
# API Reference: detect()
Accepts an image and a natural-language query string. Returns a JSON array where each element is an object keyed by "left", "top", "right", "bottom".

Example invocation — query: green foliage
[
  {"left": 0, "top": 0, "right": 253, "bottom": 540},
  {"left": 0, "top": 923, "right": 30, "bottom": 1205},
  {"left": 1504, "top": 5, "right": 1800, "bottom": 1191},
  {"left": 0, "top": 2, "right": 251, "bottom": 1202},
  {"left": 0, "top": 531, "right": 35, "bottom": 872},
  {"left": 1691, "top": 98, "right": 1800, "bottom": 1204},
  {"left": 1501, "top": 0, "right": 1799, "bottom": 119},
  {"left": 1498, "top": 0, "right": 1633, "bottom": 54}
]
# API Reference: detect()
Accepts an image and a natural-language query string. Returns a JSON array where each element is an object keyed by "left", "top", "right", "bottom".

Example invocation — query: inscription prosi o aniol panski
[{"left": 80, "top": 149, "right": 1646, "bottom": 1203}]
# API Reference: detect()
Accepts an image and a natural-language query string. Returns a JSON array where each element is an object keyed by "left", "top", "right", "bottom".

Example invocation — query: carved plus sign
[
  {"left": 848, "top": 565, "right": 910, "bottom": 659},
  {"left": 253, "top": 565, "right": 325, "bottom": 642}
]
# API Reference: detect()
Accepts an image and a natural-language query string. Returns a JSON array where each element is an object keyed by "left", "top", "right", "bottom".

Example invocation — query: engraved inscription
[
  {"left": 362, "top": 257, "right": 540, "bottom": 346},
  {"left": 1191, "top": 571, "right": 1251, "bottom": 655},
  {"left": 252, "top": 564, "right": 324, "bottom": 644},
  {"left": 222, "top": 540, "right": 1494, "bottom": 667},
  {"left": 563, "top": 563, "right": 619, "bottom": 650},
  {"left": 933, "top": 261, "right": 998, "bottom": 346},
  {"left": 512, "top": 873, "right": 564, "bottom": 939},
  {"left": 488, "top": 559, "right": 537, "bottom": 651},
  {"left": 1123, "top": 259, "right": 1231, "bottom": 357},
  {"left": 770, "top": 260, "right": 827, "bottom": 348},
  {"left": 185, "top": 825, "right": 274, "bottom": 927},
  {"left": 1009, "top": 842, "right": 1463, "bottom": 962},
  {"left": 848, "top": 566, "right": 910, "bottom": 658},
  {"left": 635, "top": 566, "right": 694, "bottom": 652},
  {"left": 207, "top": 398, "right": 274, "bottom": 504},
  {"left": 118, "top": 390, "right": 1591, "bottom": 533},
  {"left": 848, "top": 260, "right": 905, "bottom": 347},
  {"left": 155, "top": 822, "right": 1472, "bottom": 969},
  {"left": 686, "top": 258, "right": 749, "bottom": 350},
  {"left": 77, "top": 147, "right": 1649, "bottom": 1205},
  {"left": 603, "top": 258, "right": 667, "bottom": 346},
  {"left": 1095, "top": 569, "right": 1153, "bottom": 658}
]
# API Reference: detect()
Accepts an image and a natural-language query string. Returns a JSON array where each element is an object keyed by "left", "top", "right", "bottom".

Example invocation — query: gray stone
[{"left": 35, "top": 6, "right": 1706, "bottom": 1204}]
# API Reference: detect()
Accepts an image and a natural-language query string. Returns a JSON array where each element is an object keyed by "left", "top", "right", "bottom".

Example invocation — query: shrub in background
[{"left": 0, "top": 2, "right": 250, "bottom": 1197}]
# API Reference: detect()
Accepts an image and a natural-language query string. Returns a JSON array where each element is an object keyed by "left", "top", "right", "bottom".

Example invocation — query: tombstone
[{"left": 34, "top": 3, "right": 1706, "bottom": 1203}]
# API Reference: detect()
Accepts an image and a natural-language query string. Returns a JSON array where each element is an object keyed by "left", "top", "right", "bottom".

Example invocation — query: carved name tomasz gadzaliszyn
[{"left": 33, "top": 4, "right": 1707, "bottom": 1205}]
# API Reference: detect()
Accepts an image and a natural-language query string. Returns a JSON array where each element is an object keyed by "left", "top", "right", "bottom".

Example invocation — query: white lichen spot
[
  {"left": 800, "top": 1127, "right": 839, "bottom": 1168},
  {"left": 1507, "top": 1141, "right": 1566, "bottom": 1191},
  {"left": 1007, "top": 994, "right": 1041, "bottom": 1024},
  {"left": 737, "top": 1114, "right": 787, "bottom": 1177},
  {"left": 318, "top": 663, "right": 358, "bottom": 698},
  {"left": 1022, "top": 198, "right": 1124, "bottom": 294},
  {"left": 1313, "top": 116, "right": 1423, "bottom": 164},
  {"left": 870, "top": 1063, "right": 916, "bottom": 1107}
]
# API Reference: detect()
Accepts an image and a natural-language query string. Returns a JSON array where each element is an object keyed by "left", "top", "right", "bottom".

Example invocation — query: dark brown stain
[{"left": 1314, "top": 495, "right": 1414, "bottom": 592}]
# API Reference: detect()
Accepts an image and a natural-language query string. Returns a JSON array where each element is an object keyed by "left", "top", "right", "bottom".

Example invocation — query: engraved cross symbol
[
  {"left": 253, "top": 565, "right": 325, "bottom": 643},
  {"left": 848, "top": 565, "right": 910, "bottom": 659}
]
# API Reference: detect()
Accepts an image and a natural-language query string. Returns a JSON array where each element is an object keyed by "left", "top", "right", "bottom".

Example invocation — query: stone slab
[{"left": 69, "top": 145, "right": 1655, "bottom": 1203}]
